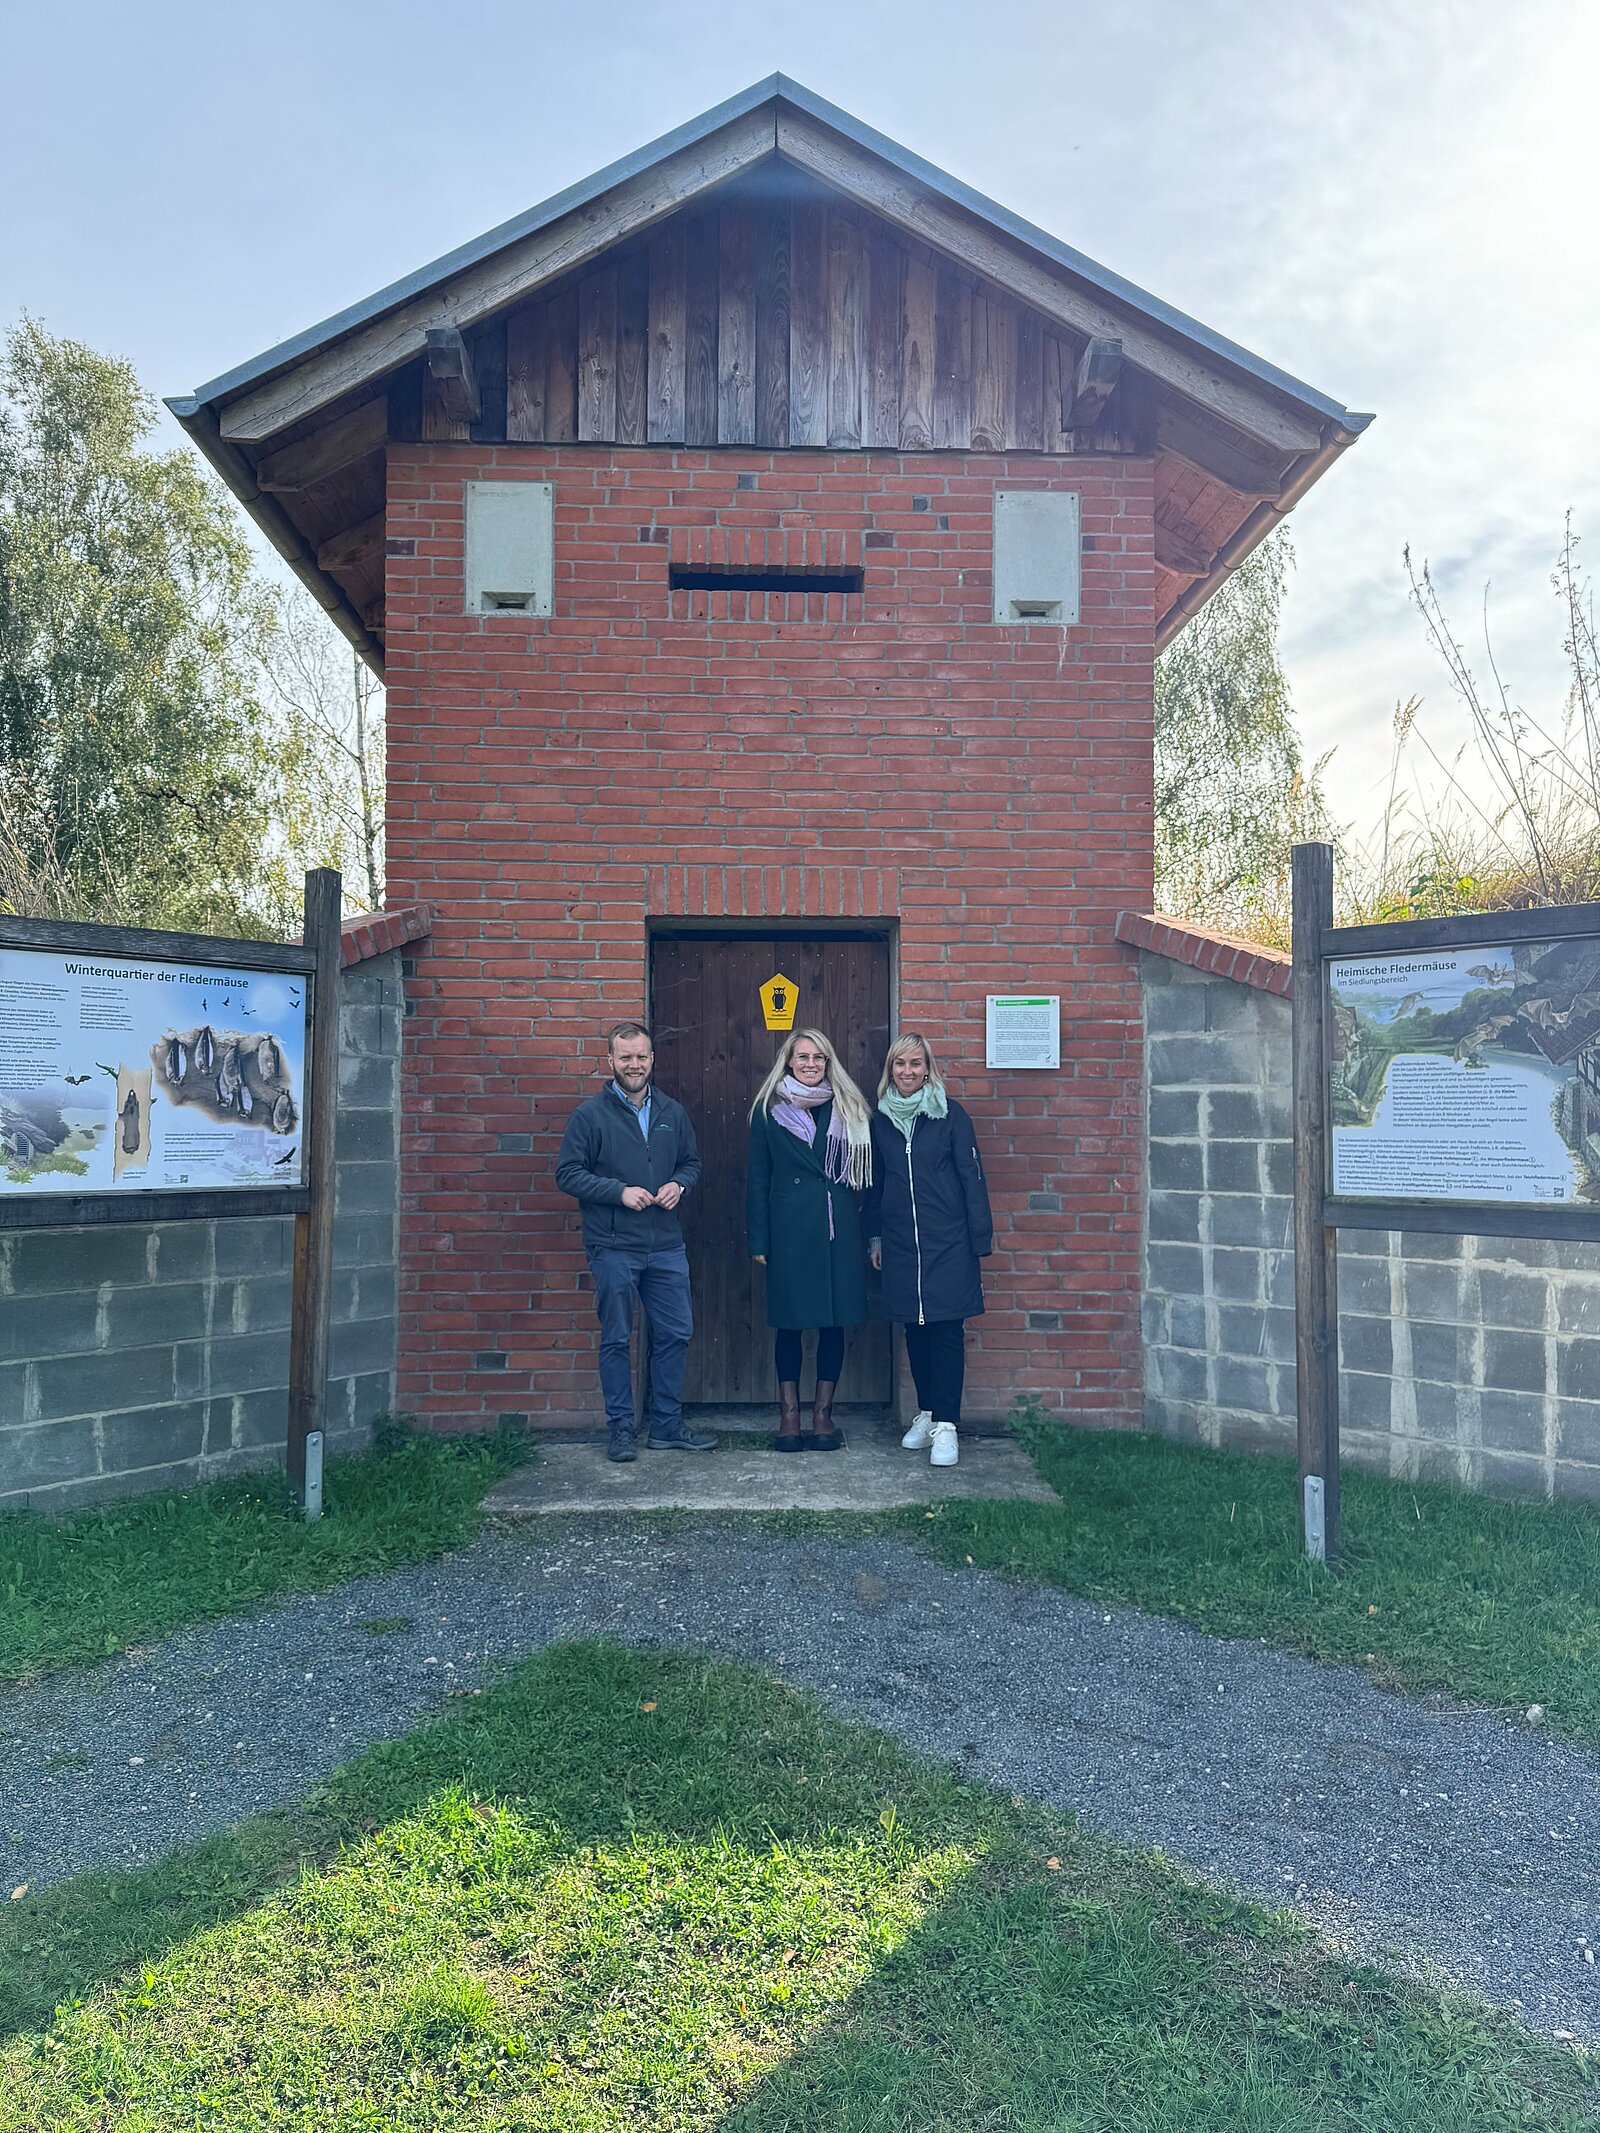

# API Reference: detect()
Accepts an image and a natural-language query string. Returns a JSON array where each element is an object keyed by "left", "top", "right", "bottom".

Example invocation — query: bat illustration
[
  {"left": 272, "top": 1146, "right": 298, "bottom": 1167},
  {"left": 194, "top": 1026, "right": 216, "bottom": 1074},
  {"left": 120, "top": 1090, "right": 142, "bottom": 1153},
  {"left": 1454, "top": 1013, "right": 1514, "bottom": 1064},
  {"left": 65, "top": 1074, "right": 91, "bottom": 1086},
  {"left": 1467, "top": 962, "right": 1514, "bottom": 987},
  {"left": 215, "top": 1039, "right": 242, "bottom": 1109},
  {"left": 1393, "top": 991, "right": 1427, "bottom": 1019}
]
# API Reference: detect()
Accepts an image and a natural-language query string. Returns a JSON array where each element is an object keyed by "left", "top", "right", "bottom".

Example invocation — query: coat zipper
[{"left": 905, "top": 1136, "right": 926, "bottom": 1326}]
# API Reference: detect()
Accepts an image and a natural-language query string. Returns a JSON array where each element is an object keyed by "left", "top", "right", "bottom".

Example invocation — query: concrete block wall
[
  {"left": 0, "top": 948, "right": 405, "bottom": 1512},
  {"left": 1137, "top": 952, "right": 1600, "bottom": 1503}
]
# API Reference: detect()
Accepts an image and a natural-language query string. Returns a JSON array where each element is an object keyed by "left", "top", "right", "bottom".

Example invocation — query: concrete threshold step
[{"left": 486, "top": 1428, "right": 1057, "bottom": 1517}]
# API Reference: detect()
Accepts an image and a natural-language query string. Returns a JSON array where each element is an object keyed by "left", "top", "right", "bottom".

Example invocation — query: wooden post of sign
[
  {"left": 1291, "top": 841, "right": 1341, "bottom": 1567},
  {"left": 287, "top": 868, "right": 342, "bottom": 1516}
]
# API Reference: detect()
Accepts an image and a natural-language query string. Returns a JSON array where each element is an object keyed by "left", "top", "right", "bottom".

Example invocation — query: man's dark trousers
[{"left": 588, "top": 1244, "right": 694, "bottom": 1435}]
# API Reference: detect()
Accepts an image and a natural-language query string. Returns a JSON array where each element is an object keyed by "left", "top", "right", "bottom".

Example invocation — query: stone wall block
[
  {"left": 9, "top": 1228, "right": 150, "bottom": 1295},
  {"left": 202, "top": 1331, "right": 292, "bottom": 1398},
  {"left": 1144, "top": 985, "right": 1210, "bottom": 1033},
  {"left": 1337, "top": 1256, "right": 1392, "bottom": 1313},
  {"left": 1483, "top": 1329, "right": 1549, "bottom": 1395},
  {"left": 1205, "top": 1140, "right": 1263, "bottom": 1194},
  {"left": 334, "top": 1163, "right": 396, "bottom": 1215},
  {"left": 329, "top": 1316, "right": 394, "bottom": 1380},
  {"left": 0, "top": 1290, "right": 100, "bottom": 1363},
  {"left": 331, "top": 1109, "right": 396, "bottom": 1164},
  {"left": 6, "top": 1418, "right": 99, "bottom": 1491},
  {"left": 1209, "top": 1247, "right": 1265, "bottom": 1302},
  {"left": 100, "top": 1401, "right": 210, "bottom": 1475},
  {"left": 1145, "top": 1242, "right": 1202, "bottom": 1297},
  {"left": 214, "top": 1219, "right": 294, "bottom": 1277},
  {"left": 1477, "top": 1270, "right": 1552, "bottom": 1332},
  {"left": 1402, "top": 1260, "right": 1469, "bottom": 1323},
  {"left": 1408, "top": 1322, "right": 1465, "bottom": 1384},
  {"left": 1148, "top": 1034, "right": 1262, "bottom": 1087},
  {"left": 105, "top": 1282, "right": 212, "bottom": 1350},
  {"left": 1478, "top": 1389, "right": 1547, "bottom": 1455},
  {"left": 1149, "top": 1140, "right": 1204, "bottom": 1192},
  {"left": 1214, "top": 1355, "right": 1271, "bottom": 1412},
  {"left": 1168, "top": 1297, "right": 1208, "bottom": 1348},
  {"left": 150, "top": 1226, "right": 215, "bottom": 1282},
  {"left": 1148, "top": 1090, "right": 1200, "bottom": 1138},
  {"left": 1339, "top": 1315, "right": 1393, "bottom": 1375},
  {"left": 33, "top": 1344, "right": 175, "bottom": 1420},
  {"left": 1555, "top": 1282, "right": 1600, "bottom": 1336},
  {"left": 1148, "top": 1191, "right": 1205, "bottom": 1244},
  {"left": 338, "top": 1053, "right": 397, "bottom": 1106}
]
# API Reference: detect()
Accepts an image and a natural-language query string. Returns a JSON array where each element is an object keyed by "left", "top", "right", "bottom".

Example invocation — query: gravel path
[{"left": 4, "top": 1517, "right": 1598, "bottom": 2044}]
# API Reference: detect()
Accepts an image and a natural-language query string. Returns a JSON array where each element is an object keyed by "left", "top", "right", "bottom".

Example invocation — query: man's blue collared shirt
[{"left": 611, "top": 1081, "right": 652, "bottom": 1139}]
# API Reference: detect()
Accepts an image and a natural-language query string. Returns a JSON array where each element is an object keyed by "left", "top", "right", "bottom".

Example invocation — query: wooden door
[{"left": 651, "top": 933, "right": 892, "bottom": 1407}]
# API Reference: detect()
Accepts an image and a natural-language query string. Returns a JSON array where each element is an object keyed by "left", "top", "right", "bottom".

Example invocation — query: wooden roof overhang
[{"left": 167, "top": 75, "right": 1371, "bottom": 677}]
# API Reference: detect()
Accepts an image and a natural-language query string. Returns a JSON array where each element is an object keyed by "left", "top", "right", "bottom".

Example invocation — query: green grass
[
  {"left": 0, "top": 1421, "right": 527, "bottom": 1685},
  {"left": 914, "top": 1421, "right": 1600, "bottom": 1747},
  {"left": 0, "top": 1642, "right": 1586, "bottom": 2130}
]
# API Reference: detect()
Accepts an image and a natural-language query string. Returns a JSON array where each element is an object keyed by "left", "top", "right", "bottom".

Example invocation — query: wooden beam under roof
[
  {"left": 1063, "top": 336, "right": 1122, "bottom": 431},
  {"left": 1154, "top": 521, "right": 1215, "bottom": 579},
  {"left": 773, "top": 111, "right": 1323, "bottom": 458},
  {"left": 424, "top": 328, "right": 480, "bottom": 424},
  {"left": 316, "top": 512, "right": 386, "bottom": 575},
  {"left": 254, "top": 398, "right": 388, "bottom": 492},
  {"left": 217, "top": 107, "right": 776, "bottom": 442},
  {"left": 1155, "top": 401, "right": 1290, "bottom": 500}
]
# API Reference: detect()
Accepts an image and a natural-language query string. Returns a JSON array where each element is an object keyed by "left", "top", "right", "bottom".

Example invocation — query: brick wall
[
  {"left": 1134, "top": 949, "right": 1600, "bottom": 1503},
  {"left": 384, "top": 445, "right": 1156, "bottom": 1428},
  {"left": 0, "top": 948, "right": 405, "bottom": 1512}
]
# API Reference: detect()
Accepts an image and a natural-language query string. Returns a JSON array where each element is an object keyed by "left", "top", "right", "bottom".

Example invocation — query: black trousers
[
  {"left": 774, "top": 1327, "right": 847, "bottom": 1384},
  {"left": 903, "top": 1318, "right": 966, "bottom": 1423}
]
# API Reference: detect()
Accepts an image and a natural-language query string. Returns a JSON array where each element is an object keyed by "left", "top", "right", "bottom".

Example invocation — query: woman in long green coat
[{"left": 747, "top": 1027, "right": 874, "bottom": 1453}]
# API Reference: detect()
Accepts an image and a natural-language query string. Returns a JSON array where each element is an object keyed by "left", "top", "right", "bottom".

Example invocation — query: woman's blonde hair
[
  {"left": 750, "top": 1029, "right": 874, "bottom": 1182},
  {"left": 877, "top": 1031, "right": 946, "bottom": 1100}
]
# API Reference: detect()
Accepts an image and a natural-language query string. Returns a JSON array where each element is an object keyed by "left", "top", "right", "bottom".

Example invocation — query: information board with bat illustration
[{"left": 0, "top": 943, "right": 309, "bottom": 1199}]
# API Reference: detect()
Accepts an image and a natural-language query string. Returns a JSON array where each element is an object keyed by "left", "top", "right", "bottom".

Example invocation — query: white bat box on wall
[
  {"left": 992, "top": 489, "right": 1081, "bottom": 626},
  {"left": 464, "top": 480, "right": 554, "bottom": 616}
]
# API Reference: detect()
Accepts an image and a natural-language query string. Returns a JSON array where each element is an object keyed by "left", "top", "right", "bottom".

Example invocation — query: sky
[{"left": 3, "top": 0, "right": 1597, "bottom": 838}]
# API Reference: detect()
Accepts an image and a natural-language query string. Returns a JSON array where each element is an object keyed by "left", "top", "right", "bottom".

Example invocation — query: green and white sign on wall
[{"left": 985, "top": 995, "right": 1060, "bottom": 1070}]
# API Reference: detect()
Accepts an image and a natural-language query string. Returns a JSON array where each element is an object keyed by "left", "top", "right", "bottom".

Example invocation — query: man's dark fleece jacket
[{"left": 555, "top": 1083, "right": 702, "bottom": 1252}]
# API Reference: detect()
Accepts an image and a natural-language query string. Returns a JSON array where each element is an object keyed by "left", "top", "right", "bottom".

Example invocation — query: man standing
[{"left": 556, "top": 1022, "right": 716, "bottom": 1462}]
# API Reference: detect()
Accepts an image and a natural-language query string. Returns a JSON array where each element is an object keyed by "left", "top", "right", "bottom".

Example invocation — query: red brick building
[{"left": 172, "top": 78, "right": 1368, "bottom": 1432}]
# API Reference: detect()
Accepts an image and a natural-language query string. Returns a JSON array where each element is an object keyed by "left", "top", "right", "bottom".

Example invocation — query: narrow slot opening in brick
[{"left": 667, "top": 565, "right": 864, "bottom": 595}]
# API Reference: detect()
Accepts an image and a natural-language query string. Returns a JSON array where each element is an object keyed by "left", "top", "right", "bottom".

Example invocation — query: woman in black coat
[
  {"left": 747, "top": 1027, "right": 875, "bottom": 1452},
  {"left": 865, "top": 1033, "right": 993, "bottom": 1468}
]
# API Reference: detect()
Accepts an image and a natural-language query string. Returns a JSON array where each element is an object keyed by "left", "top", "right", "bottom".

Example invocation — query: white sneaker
[
  {"left": 929, "top": 1422, "right": 959, "bottom": 1467},
  {"left": 901, "top": 1410, "right": 935, "bottom": 1450}
]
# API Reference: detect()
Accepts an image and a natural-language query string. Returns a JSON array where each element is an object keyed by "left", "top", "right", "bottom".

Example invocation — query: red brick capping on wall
[
  {"left": 339, "top": 902, "right": 435, "bottom": 969},
  {"left": 1114, "top": 910, "right": 1291, "bottom": 997}
]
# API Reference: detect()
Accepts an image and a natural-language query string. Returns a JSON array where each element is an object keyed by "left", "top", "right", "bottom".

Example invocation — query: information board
[
  {"left": 1328, "top": 936, "right": 1600, "bottom": 1210},
  {"left": 0, "top": 943, "right": 310, "bottom": 1200},
  {"left": 985, "top": 995, "right": 1060, "bottom": 1070}
]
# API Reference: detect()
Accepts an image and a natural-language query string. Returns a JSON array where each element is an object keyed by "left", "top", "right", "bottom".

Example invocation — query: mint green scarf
[{"left": 878, "top": 1080, "right": 948, "bottom": 1143}]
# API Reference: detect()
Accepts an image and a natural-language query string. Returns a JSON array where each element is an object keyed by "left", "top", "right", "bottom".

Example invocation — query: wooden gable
[
  {"left": 172, "top": 78, "right": 1368, "bottom": 669},
  {"left": 415, "top": 165, "right": 1146, "bottom": 460}
]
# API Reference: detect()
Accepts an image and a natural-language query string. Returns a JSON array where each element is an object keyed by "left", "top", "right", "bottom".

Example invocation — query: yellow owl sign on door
[{"left": 759, "top": 973, "right": 798, "bottom": 1032}]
